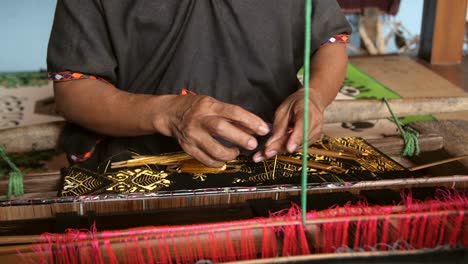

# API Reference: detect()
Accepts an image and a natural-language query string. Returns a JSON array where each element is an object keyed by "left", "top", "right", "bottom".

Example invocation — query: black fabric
[{"left": 48, "top": 0, "right": 351, "bottom": 166}]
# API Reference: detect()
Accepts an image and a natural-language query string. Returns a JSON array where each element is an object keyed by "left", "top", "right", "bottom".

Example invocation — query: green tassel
[
  {"left": 0, "top": 145, "right": 24, "bottom": 198},
  {"left": 8, "top": 170, "right": 24, "bottom": 198},
  {"left": 383, "top": 98, "right": 420, "bottom": 157}
]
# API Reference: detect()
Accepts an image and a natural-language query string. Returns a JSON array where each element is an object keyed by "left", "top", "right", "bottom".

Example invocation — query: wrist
[
  {"left": 309, "top": 89, "right": 329, "bottom": 113},
  {"left": 296, "top": 86, "right": 328, "bottom": 113},
  {"left": 145, "top": 94, "right": 179, "bottom": 137}
]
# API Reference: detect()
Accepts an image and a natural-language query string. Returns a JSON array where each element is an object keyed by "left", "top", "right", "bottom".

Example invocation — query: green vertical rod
[{"left": 301, "top": 0, "right": 312, "bottom": 225}]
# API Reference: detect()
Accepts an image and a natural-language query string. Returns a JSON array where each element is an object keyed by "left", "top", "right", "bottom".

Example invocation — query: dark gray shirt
[{"left": 48, "top": 0, "right": 351, "bottom": 165}]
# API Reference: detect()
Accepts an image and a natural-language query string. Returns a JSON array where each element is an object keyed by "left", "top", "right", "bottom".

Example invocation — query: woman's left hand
[{"left": 252, "top": 88, "right": 325, "bottom": 162}]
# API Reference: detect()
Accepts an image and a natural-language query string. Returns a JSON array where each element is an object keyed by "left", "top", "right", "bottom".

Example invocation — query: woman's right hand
[
  {"left": 154, "top": 95, "right": 270, "bottom": 167},
  {"left": 55, "top": 79, "right": 269, "bottom": 168}
]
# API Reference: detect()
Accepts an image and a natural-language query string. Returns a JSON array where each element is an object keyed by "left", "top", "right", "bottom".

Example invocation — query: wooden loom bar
[
  {"left": 225, "top": 249, "right": 462, "bottom": 264},
  {"left": 324, "top": 97, "right": 468, "bottom": 123},
  {"left": 409, "top": 155, "right": 468, "bottom": 171},
  {"left": 0, "top": 171, "right": 61, "bottom": 197},
  {"left": 0, "top": 208, "right": 465, "bottom": 250},
  {"left": 419, "top": 0, "right": 468, "bottom": 64},
  {"left": 2, "top": 199, "right": 466, "bottom": 241},
  {"left": 1, "top": 97, "right": 466, "bottom": 153},
  {"left": 1, "top": 175, "right": 467, "bottom": 221},
  {"left": 366, "top": 134, "right": 443, "bottom": 156},
  {"left": 2, "top": 246, "right": 464, "bottom": 264}
]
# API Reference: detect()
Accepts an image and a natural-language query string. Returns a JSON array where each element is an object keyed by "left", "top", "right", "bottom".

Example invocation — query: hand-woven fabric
[{"left": 60, "top": 137, "right": 408, "bottom": 196}]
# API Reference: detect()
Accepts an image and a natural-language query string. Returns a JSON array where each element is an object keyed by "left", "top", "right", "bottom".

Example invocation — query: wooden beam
[{"left": 419, "top": 0, "right": 468, "bottom": 64}]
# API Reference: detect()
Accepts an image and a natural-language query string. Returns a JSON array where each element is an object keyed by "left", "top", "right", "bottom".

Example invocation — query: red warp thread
[{"left": 25, "top": 190, "right": 468, "bottom": 264}]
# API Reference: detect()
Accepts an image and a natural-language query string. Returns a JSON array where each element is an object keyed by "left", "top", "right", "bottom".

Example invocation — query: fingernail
[
  {"left": 247, "top": 138, "right": 258, "bottom": 150},
  {"left": 253, "top": 154, "right": 264, "bottom": 163},
  {"left": 266, "top": 150, "right": 277, "bottom": 158},
  {"left": 258, "top": 125, "right": 270, "bottom": 135},
  {"left": 287, "top": 144, "right": 298, "bottom": 153}
]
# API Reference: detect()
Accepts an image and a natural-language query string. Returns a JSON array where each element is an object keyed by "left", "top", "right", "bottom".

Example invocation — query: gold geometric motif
[
  {"left": 61, "top": 171, "right": 110, "bottom": 196},
  {"left": 60, "top": 137, "right": 408, "bottom": 196},
  {"left": 328, "top": 137, "right": 405, "bottom": 173},
  {"left": 105, "top": 168, "right": 170, "bottom": 193},
  {"left": 192, "top": 173, "right": 207, "bottom": 182}
]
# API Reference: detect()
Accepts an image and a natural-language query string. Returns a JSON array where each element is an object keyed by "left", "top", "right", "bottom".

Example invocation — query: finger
[
  {"left": 252, "top": 151, "right": 264, "bottom": 163},
  {"left": 203, "top": 117, "right": 258, "bottom": 151},
  {"left": 181, "top": 142, "right": 226, "bottom": 168},
  {"left": 264, "top": 105, "right": 290, "bottom": 148},
  {"left": 219, "top": 104, "right": 270, "bottom": 136},
  {"left": 288, "top": 110, "right": 323, "bottom": 151},
  {"left": 286, "top": 115, "right": 304, "bottom": 153},
  {"left": 195, "top": 132, "right": 240, "bottom": 163},
  {"left": 267, "top": 136, "right": 289, "bottom": 157},
  {"left": 307, "top": 121, "right": 323, "bottom": 144},
  {"left": 229, "top": 121, "right": 257, "bottom": 135},
  {"left": 253, "top": 133, "right": 289, "bottom": 163}
]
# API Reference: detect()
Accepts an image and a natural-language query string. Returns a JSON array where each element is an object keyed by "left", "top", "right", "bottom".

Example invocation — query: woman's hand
[
  {"left": 55, "top": 80, "right": 269, "bottom": 167},
  {"left": 252, "top": 88, "right": 324, "bottom": 162},
  {"left": 157, "top": 95, "right": 270, "bottom": 167},
  {"left": 252, "top": 43, "right": 348, "bottom": 162}
]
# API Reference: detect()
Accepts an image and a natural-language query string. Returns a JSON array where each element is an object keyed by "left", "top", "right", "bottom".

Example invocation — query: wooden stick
[
  {"left": 2, "top": 97, "right": 468, "bottom": 153},
  {"left": 359, "top": 16, "right": 378, "bottom": 55},
  {"left": 0, "top": 121, "right": 64, "bottom": 153},
  {"left": 376, "top": 14, "right": 386, "bottom": 54},
  {"left": 306, "top": 147, "right": 358, "bottom": 160},
  {"left": 346, "top": 175, "right": 468, "bottom": 190},
  {"left": 225, "top": 249, "right": 446, "bottom": 264},
  {"left": 0, "top": 171, "right": 61, "bottom": 196},
  {"left": 112, "top": 149, "right": 357, "bottom": 171},
  {"left": 409, "top": 155, "right": 468, "bottom": 171},
  {"left": 0, "top": 208, "right": 464, "bottom": 247},
  {"left": 111, "top": 152, "right": 192, "bottom": 169},
  {"left": 324, "top": 97, "right": 468, "bottom": 123},
  {"left": 366, "top": 134, "right": 443, "bottom": 156},
  {"left": 2, "top": 175, "right": 467, "bottom": 218},
  {"left": 276, "top": 156, "right": 347, "bottom": 174}
]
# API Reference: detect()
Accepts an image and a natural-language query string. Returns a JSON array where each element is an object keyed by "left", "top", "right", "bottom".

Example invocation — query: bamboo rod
[
  {"left": 224, "top": 248, "right": 445, "bottom": 264},
  {"left": 0, "top": 171, "right": 61, "bottom": 196},
  {"left": 276, "top": 156, "right": 347, "bottom": 174},
  {"left": 1, "top": 97, "right": 467, "bottom": 153},
  {"left": 111, "top": 152, "right": 193, "bottom": 169},
  {"left": 324, "top": 97, "right": 468, "bottom": 123},
  {"left": 306, "top": 147, "right": 358, "bottom": 160},
  {"left": 409, "top": 155, "right": 468, "bottom": 171},
  {"left": 0, "top": 209, "right": 464, "bottom": 248},
  {"left": 0, "top": 244, "right": 455, "bottom": 264},
  {"left": 345, "top": 175, "right": 468, "bottom": 189},
  {"left": 1, "top": 175, "right": 467, "bottom": 212},
  {"left": 366, "top": 134, "right": 444, "bottom": 156},
  {"left": 111, "top": 152, "right": 353, "bottom": 171},
  {"left": 0, "top": 121, "right": 64, "bottom": 153}
]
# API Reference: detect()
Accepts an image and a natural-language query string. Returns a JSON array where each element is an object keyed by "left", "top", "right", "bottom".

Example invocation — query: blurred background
[
  {"left": 0, "top": 0, "right": 467, "bottom": 185},
  {"left": 1, "top": 0, "right": 459, "bottom": 72}
]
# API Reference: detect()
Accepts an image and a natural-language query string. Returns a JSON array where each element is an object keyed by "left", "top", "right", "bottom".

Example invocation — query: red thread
[
  {"left": 22, "top": 192, "right": 468, "bottom": 263},
  {"left": 448, "top": 211, "right": 464, "bottom": 247}
]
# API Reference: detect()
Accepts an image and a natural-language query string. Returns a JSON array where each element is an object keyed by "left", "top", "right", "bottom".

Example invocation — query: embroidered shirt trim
[
  {"left": 48, "top": 71, "right": 112, "bottom": 85},
  {"left": 321, "top": 34, "right": 350, "bottom": 47}
]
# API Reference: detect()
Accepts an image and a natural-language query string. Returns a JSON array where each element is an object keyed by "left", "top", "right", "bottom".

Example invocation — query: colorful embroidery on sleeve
[
  {"left": 48, "top": 71, "right": 112, "bottom": 85},
  {"left": 321, "top": 34, "right": 350, "bottom": 47},
  {"left": 48, "top": 72, "right": 97, "bottom": 81}
]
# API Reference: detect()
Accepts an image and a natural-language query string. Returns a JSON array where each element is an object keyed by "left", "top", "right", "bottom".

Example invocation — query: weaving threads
[
  {"left": 0, "top": 145, "right": 24, "bottom": 198},
  {"left": 383, "top": 98, "right": 420, "bottom": 156},
  {"left": 25, "top": 192, "right": 467, "bottom": 263}
]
